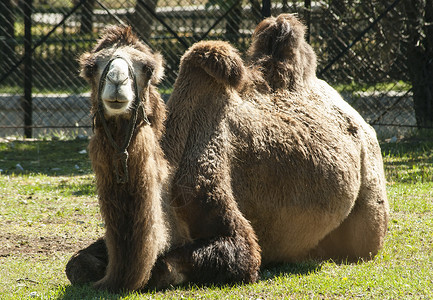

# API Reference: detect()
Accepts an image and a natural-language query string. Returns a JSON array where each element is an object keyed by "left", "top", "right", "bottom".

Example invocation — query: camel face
[
  {"left": 78, "top": 26, "right": 164, "bottom": 119},
  {"left": 88, "top": 48, "right": 154, "bottom": 117},
  {"left": 99, "top": 56, "right": 134, "bottom": 115},
  {"left": 68, "top": 25, "right": 169, "bottom": 292}
]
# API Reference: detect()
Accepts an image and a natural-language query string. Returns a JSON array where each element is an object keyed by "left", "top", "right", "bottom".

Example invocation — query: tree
[
  {"left": 224, "top": 0, "right": 242, "bottom": 43},
  {"left": 0, "top": 0, "right": 16, "bottom": 71},
  {"left": 132, "top": 0, "right": 158, "bottom": 40},
  {"left": 80, "top": 0, "right": 95, "bottom": 35},
  {"left": 403, "top": 0, "right": 433, "bottom": 128}
]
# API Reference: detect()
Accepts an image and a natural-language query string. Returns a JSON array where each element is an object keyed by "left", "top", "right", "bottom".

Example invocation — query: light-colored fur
[
  {"left": 162, "top": 14, "right": 389, "bottom": 268},
  {"left": 66, "top": 15, "right": 389, "bottom": 291}
]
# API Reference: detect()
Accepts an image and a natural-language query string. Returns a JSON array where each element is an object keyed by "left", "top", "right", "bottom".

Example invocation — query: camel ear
[
  {"left": 140, "top": 51, "right": 165, "bottom": 85},
  {"left": 149, "top": 52, "right": 165, "bottom": 85},
  {"left": 181, "top": 40, "right": 246, "bottom": 88},
  {"left": 78, "top": 52, "right": 96, "bottom": 82}
]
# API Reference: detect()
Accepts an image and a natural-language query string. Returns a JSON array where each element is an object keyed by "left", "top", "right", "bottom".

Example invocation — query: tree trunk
[
  {"left": 0, "top": 0, "right": 16, "bottom": 71},
  {"left": 249, "top": 0, "right": 262, "bottom": 23},
  {"left": 325, "top": 0, "right": 349, "bottom": 83},
  {"left": 80, "top": 0, "right": 95, "bottom": 35},
  {"left": 225, "top": 1, "right": 242, "bottom": 44},
  {"left": 404, "top": 0, "right": 433, "bottom": 128},
  {"left": 132, "top": 0, "right": 158, "bottom": 41}
]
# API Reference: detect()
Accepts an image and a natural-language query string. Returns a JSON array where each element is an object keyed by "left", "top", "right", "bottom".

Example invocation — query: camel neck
[{"left": 91, "top": 121, "right": 149, "bottom": 187}]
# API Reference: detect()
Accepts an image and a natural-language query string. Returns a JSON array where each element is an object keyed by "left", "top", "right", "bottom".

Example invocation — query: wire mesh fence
[{"left": 0, "top": 0, "right": 428, "bottom": 139}]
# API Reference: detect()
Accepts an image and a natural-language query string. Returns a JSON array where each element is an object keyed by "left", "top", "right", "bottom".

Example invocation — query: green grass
[
  {"left": 333, "top": 80, "right": 411, "bottom": 94},
  {"left": 1, "top": 132, "right": 432, "bottom": 299}
]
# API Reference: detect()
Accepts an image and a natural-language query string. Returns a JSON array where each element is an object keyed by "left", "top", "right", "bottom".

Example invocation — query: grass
[
  {"left": 333, "top": 80, "right": 411, "bottom": 94},
  {"left": 1, "top": 132, "right": 432, "bottom": 299}
]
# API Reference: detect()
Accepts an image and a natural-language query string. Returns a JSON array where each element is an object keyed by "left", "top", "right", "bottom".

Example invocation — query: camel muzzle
[{"left": 94, "top": 55, "right": 151, "bottom": 184}]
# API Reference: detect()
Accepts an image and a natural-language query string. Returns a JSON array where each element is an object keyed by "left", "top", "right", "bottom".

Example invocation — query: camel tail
[{"left": 180, "top": 40, "right": 246, "bottom": 88}]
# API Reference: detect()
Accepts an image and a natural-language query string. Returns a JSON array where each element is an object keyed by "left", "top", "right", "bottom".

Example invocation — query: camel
[
  {"left": 66, "top": 14, "right": 389, "bottom": 292},
  {"left": 65, "top": 25, "right": 169, "bottom": 291}
]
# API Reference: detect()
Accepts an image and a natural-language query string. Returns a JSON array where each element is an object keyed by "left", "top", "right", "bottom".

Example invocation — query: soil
[{"left": 0, "top": 232, "right": 98, "bottom": 257}]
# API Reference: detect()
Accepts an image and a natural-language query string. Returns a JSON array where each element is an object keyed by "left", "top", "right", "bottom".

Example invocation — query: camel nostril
[
  {"left": 107, "top": 71, "right": 129, "bottom": 87},
  {"left": 106, "top": 58, "right": 130, "bottom": 86},
  {"left": 106, "top": 75, "right": 129, "bottom": 89}
]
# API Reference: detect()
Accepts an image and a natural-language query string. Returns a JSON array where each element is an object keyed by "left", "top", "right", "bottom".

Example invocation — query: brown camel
[
  {"left": 65, "top": 25, "right": 169, "bottom": 291},
  {"left": 66, "top": 14, "right": 389, "bottom": 292}
]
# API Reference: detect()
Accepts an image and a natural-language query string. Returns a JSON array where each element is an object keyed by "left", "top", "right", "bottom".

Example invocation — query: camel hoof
[{"left": 66, "top": 252, "right": 106, "bottom": 285}]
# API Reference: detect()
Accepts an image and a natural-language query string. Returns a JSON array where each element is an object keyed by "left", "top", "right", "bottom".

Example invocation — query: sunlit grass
[
  {"left": 0, "top": 132, "right": 432, "bottom": 299},
  {"left": 333, "top": 80, "right": 411, "bottom": 94}
]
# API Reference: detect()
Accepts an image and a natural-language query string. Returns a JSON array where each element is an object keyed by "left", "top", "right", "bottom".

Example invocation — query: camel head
[{"left": 79, "top": 25, "right": 164, "bottom": 117}]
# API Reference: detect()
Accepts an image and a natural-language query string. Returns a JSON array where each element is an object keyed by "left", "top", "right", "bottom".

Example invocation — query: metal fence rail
[{"left": 0, "top": 0, "right": 425, "bottom": 138}]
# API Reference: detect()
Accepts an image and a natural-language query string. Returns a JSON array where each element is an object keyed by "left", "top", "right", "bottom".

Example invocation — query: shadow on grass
[
  {"left": 381, "top": 136, "right": 433, "bottom": 159},
  {"left": 56, "top": 284, "right": 130, "bottom": 300},
  {"left": 0, "top": 139, "right": 93, "bottom": 176},
  {"left": 379, "top": 133, "right": 433, "bottom": 184},
  {"left": 55, "top": 261, "right": 323, "bottom": 299},
  {"left": 260, "top": 260, "right": 323, "bottom": 280}
]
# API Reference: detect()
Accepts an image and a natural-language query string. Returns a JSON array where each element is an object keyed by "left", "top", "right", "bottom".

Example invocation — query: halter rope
[{"left": 94, "top": 56, "right": 151, "bottom": 184}]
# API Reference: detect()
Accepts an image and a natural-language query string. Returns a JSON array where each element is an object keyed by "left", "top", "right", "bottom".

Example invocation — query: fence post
[
  {"left": 262, "top": 0, "right": 271, "bottom": 18},
  {"left": 23, "top": 0, "right": 33, "bottom": 138}
]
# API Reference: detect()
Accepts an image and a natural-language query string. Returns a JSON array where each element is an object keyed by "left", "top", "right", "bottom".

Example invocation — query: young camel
[
  {"left": 66, "top": 14, "right": 389, "bottom": 291},
  {"left": 65, "top": 25, "right": 169, "bottom": 291}
]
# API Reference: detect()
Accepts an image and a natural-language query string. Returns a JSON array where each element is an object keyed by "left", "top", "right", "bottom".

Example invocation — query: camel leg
[
  {"left": 146, "top": 170, "right": 261, "bottom": 289},
  {"left": 310, "top": 183, "right": 389, "bottom": 262},
  {"left": 66, "top": 238, "right": 108, "bottom": 285},
  {"left": 147, "top": 234, "right": 260, "bottom": 290}
]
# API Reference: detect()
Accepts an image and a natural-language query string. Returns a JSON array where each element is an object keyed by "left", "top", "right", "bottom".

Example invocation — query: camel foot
[{"left": 65, "top": 238, "right": 108, "bottom": 285}]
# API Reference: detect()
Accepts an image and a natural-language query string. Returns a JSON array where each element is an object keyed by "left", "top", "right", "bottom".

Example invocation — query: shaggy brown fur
[
  {"left": 248, "top": 14, "right": 317, "bottom": 91},
  {"left": 153, "top": 13, "right": 388, "bottom": 283},
  {"left": 66, "top": 14, "right": 389, "bottom": 291},
  {"left": 66, "top": 25, "right": 169, "bottom": 292}
]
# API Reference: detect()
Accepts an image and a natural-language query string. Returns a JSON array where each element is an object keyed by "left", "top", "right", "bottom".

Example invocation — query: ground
[{"left": 0, "top": 133, "right": 432, "bottom": 299}]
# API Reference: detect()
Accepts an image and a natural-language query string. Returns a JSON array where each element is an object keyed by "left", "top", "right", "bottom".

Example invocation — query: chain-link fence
[{"left": 0, "top": 0, "right": 430, "bottom": 139}]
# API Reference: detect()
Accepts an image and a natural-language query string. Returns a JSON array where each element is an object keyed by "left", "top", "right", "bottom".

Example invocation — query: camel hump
[
  {"left": 249, "top": 13, "right": 307, "bottom": 59},
  {"left": 181, "top": 40, "right": 246, "bottom": 88},
  {"left": 247, "top": 14, "right": 317, "bottom": 90}
]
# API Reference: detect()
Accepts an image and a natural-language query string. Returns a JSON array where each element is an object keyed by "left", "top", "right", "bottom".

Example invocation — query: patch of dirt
[{"left": 0, "top": 232, "right": 99, "bottom": 257}]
